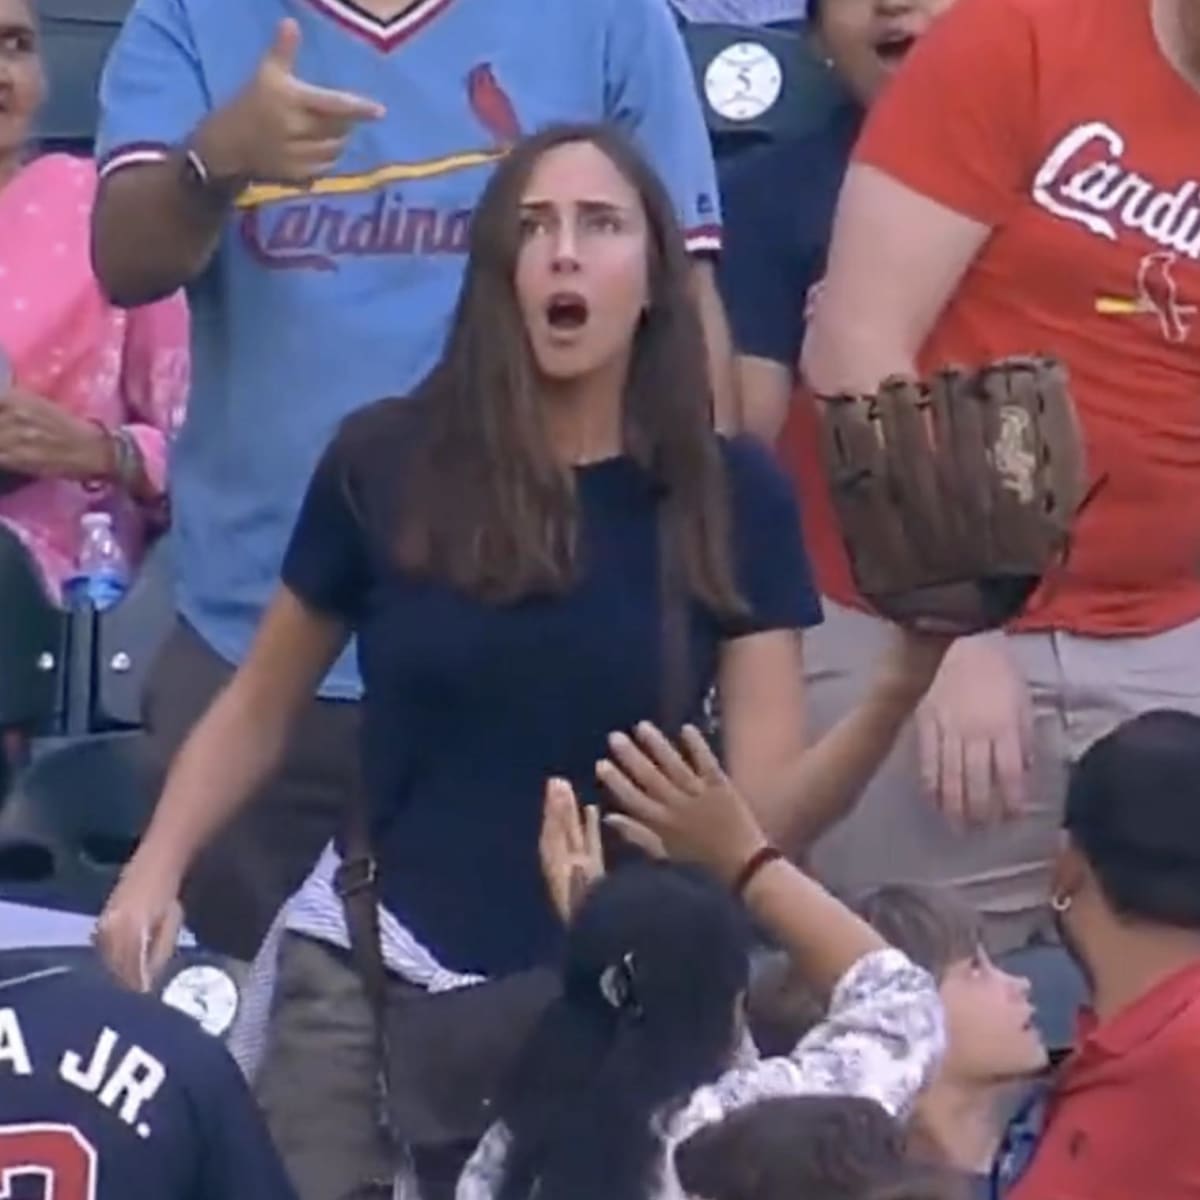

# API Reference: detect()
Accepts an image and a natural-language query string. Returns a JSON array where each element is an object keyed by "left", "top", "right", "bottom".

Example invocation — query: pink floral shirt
[{"left": 0, "top": 153, "right": 188, "bottom": 598}]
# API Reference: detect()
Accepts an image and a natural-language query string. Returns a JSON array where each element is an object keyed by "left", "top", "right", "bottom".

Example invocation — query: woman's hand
[
  {"left": 539, "top": 778, "right": 605, "bottom": 924},
  {"left": 93, "top": 859, "right": 185, "bottom": 991},
  {"left": 598, "top": 722, "right": 766, "bottom": 885},
  {"left": 0, "top": 389, "right": 113, "bottom": 481}
]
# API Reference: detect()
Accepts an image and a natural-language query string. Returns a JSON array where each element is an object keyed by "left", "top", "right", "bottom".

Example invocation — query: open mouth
[
  {"left": 874, "top": 32, "right": 916, "bottom": 63},
  {"left": 545, "top": 292, "right": 590, "bottom": 333}
]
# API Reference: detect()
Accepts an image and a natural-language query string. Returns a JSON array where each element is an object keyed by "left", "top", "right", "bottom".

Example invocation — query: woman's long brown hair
[{"left": 389, "top": 122, "right": 744, "bottom": 616}]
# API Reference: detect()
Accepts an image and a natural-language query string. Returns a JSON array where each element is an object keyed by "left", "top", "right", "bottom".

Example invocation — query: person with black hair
[
  {"left": 719, "top": 0, "right": 956, "bottom": 443},
  {"left": 674, "top": 1094, "right": 967, "bottom": 1200},
  {"left": 457, "top": 725, "right": 946, "bottom": 1200},
  {"left": 1008, "top": 710, "right": 1200, "bottom": 1200}
]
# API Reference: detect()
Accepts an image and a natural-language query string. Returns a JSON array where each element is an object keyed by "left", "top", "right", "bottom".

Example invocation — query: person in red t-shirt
[
  {"left": 1009, "top": 710, "right": 1200, "bottom": 1200},
  {"left": 790, "top": 0, "right": 1200, "bottom": 951}
]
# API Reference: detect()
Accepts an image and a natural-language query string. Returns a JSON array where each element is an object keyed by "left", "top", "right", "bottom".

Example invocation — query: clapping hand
[
  {"left": 597, "top": 723, "right": 766, "bottom": 885},
  {"left": 201, "top": 19, "right": 385, "bottom": 186},
  {"left": 539, "top": 778, "right": 606, "bottom": 924}
]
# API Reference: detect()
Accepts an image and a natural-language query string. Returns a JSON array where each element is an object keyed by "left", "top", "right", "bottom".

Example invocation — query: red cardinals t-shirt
[{"left": 783, "top": 0, "right": 1200, "bottom": 635}]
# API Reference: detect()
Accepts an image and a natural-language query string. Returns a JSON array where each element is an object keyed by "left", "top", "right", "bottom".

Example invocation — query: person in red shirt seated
[
  {"left": 790, "top": 0, "right": 1200, "bottom": 952},
  {"left": 1008, "top": 709, "right": 1200, "bottom": 1200}
]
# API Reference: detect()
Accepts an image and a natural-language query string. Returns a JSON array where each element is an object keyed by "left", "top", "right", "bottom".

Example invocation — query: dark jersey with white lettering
[{"left": 0, "top": 960, "right": 296, "bottom": 1200}]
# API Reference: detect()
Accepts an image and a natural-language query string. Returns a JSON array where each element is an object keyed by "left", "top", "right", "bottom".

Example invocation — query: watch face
[
  {"left": 704, "top": 42, "right": 784, "bottom": 123},
  {"left": 161, "top": 965, "right": 240, "bottom": 1037}
]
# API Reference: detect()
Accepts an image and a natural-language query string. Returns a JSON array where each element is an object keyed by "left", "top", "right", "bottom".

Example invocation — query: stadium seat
[
  {"left": 36, "top": 0, "right": 132, "bottom": 149},
  {"left": 94, "top": 539, "right": 175, "bottom": 729},
  {"left": 0, "top": 516, "right": 173, "bottom": 917},
  {"left": 0, "top": 731, "right": 156, "bottom": 914},
  {"left": 678, "top": 22, "right": 850, "bottom": 165},
  {"left": 0, "top": 525, "right": 67, "bottom": 741}
]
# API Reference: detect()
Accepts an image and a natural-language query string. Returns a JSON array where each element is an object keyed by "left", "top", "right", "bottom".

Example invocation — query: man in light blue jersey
[{"left": 91, "top": 0, "right": 732, "bottom": 963}]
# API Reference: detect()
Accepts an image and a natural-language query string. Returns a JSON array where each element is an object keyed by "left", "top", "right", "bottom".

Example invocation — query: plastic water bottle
[{"left": 65, "top": 512, "right": 129, "bottom": 611}]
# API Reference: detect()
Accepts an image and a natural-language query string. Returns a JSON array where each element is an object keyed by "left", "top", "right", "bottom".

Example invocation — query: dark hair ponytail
[{"left": 496, "top": 864, "right": 750, "bottom": 1200}]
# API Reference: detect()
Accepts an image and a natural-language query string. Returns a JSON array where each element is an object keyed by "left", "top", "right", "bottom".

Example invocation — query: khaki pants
[{"left": 805, "top": 600, "right": 1200, "bottom": 953}]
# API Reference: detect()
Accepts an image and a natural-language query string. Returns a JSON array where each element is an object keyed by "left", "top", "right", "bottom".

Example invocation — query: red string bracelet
[{"left": 732, "top": 845, "right": 785, "bottom": 899}]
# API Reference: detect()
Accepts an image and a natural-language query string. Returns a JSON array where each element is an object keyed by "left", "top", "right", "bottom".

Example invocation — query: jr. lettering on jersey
[
  {"left": 1033, "top": 121, "right": 1200, "bottom": 259},
  {"left": 0, "top": 1007, "right": 166, "bottom": 1139}
]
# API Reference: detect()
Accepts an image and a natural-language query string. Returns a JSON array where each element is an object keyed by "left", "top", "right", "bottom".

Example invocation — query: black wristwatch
[{"left": 179, "top": 141, "right": 244, "bottom": 208}]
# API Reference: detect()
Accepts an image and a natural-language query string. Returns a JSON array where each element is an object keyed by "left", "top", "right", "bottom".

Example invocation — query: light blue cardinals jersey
[{"left": 96, "top": 0, "right": 721, "bottom": 696}]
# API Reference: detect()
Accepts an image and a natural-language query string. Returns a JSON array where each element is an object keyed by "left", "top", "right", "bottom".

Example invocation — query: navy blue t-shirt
[
  {"left": 283, "top": 402, "right": 821, "bottom": 974},
  {"left": 718, "top": 101, "right": 862, "bottom": 368},
  {"left": 0, "top": 962, "right": 296, "bottom": 1200}
]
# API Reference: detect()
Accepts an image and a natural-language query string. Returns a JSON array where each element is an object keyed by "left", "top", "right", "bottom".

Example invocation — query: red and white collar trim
[{"left": 300, "top": 0, "right": 457, "bottom": 51}]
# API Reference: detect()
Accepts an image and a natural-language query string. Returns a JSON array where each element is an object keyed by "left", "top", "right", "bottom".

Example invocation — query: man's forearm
[
  {"left": 91, "top": 110, "right": 248, "bottom": 308},
  {"left": 92, "top": 153, "right": 230, "bottom": 307}
]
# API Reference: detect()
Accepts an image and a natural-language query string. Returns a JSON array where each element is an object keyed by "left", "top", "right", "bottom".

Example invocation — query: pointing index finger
[{"left": 290, "top": 79, "right": 385, "bottom": 122}]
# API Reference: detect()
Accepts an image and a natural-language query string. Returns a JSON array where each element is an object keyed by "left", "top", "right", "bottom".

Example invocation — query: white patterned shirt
[
  {"left": 455, "top": 947, "right": 945, "bottom": 1200},
  {"left": 226, "top": 843, "right": 482, "bottom": 1079}
]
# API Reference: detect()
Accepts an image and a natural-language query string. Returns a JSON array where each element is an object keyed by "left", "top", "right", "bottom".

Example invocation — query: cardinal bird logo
[
  {"left": 468, "top": 64, "right": 523, "bottom": 147},
  {"left": 1095, "top": 251, "right": 1197, "bottom": 344}
]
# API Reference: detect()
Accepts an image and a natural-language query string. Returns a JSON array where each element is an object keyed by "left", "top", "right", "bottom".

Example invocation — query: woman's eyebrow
[{"left": 519, "top": 198, "right": 631, "bottom": 215}]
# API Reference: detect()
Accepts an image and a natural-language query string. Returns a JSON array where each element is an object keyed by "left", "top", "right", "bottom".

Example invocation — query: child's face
[{"left": 938, "top": 946, "right": 1049, "bottom": 1083}]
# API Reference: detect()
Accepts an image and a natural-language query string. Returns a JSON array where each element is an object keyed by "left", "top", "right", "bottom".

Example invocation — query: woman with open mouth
[{"left": 96, "top": 121, "right": 955, "bottom": 1200}]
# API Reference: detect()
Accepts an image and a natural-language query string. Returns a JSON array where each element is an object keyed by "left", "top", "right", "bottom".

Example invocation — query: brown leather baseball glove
[{"left": 816, "top": 356, "right": 1087, "bottom": 635}]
